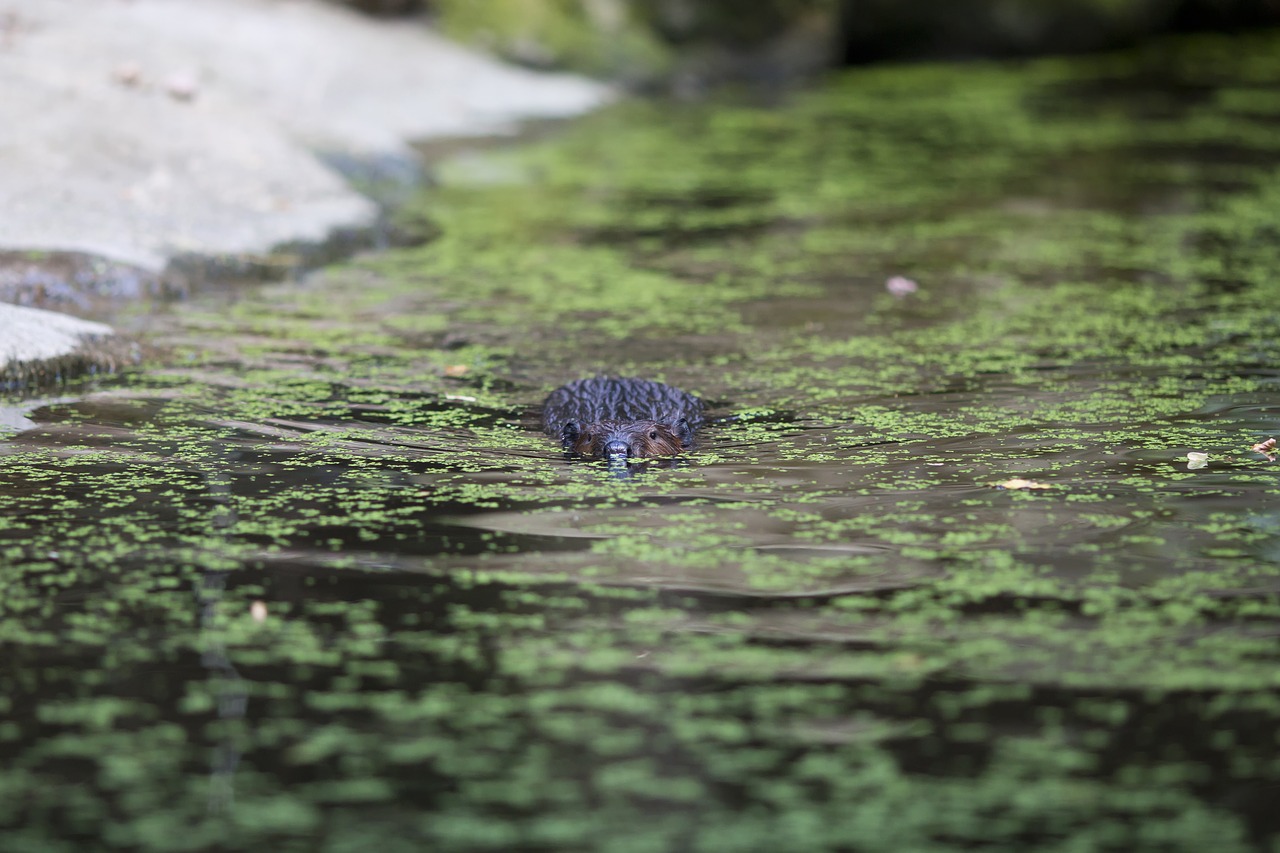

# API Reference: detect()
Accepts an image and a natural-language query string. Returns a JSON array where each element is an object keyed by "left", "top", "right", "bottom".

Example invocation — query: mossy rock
[
  {"left": 430, "top": 0, "right": 673, "bottom": 81},
  {"left": 430, "top": 0, "right": 839, "bottom": 85},
  {"left": 428, "top": 0, "right": 1280, "bottom": 85}
]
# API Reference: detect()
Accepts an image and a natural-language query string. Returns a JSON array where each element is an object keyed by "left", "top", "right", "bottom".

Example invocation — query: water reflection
[{"left": 198, "top": 570, "right": 247, "bottom": 815}]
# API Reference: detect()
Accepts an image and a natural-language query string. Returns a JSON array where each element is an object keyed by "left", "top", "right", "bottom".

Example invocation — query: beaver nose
[{"left": 604, "top": 439, "right": 630, "bottom": 458}]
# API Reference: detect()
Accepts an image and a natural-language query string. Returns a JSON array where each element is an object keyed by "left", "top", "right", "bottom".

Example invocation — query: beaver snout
[{"left": 566, "top": 419, "right": 687, "bottom": 459}]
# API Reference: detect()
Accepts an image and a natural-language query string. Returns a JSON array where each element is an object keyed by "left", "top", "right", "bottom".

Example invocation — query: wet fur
[{"left": 542, "top": 377, "right": 703, "bottom": 458}]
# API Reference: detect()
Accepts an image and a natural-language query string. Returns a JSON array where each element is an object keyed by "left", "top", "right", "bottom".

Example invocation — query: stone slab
[
  {"left": 0, "top": 0, "right": 610, "bottom": 271},
  {"left": 0, "top": 0, "right": 612, "bottom": 382}
]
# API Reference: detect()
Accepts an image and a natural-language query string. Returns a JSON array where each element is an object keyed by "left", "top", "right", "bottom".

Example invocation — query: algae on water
[{"left": 2, "top": 31, "right": 1280, "bottom": 852}]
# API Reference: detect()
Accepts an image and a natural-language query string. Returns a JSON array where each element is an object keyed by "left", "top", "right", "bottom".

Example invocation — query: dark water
[{"left": 3, "top": 33, "right": 1280, "bottom": 851}]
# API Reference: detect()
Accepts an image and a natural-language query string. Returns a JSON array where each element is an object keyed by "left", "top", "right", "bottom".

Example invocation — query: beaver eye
[{"left": 649, "top": 430, "right": 658, "bottom": 440}]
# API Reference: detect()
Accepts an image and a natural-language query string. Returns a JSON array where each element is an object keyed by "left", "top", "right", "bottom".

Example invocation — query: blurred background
[{"left": 340, "top": 0, "right": 1280, "bottom": 85}]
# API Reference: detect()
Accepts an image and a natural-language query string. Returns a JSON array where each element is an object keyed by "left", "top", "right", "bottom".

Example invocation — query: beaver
[{"left": 542, "top": 377, "right": 703, "bottom": 460}]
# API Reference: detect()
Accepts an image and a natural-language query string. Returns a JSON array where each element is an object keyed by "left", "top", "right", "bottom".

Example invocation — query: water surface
[{"left": 3, "top": 32, "right": 1280, "bottom": 851}]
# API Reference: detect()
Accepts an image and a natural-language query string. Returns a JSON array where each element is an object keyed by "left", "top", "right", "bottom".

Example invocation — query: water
[{"left": 2, "top": 32, "right": 1280, "bottom": 851}]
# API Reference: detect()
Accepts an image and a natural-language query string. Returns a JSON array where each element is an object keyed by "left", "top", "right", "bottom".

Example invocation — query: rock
[
  {"left": 430, "top": 0, "right": 839, "bottom": 87},
  {"left": 0, "top": 0, "right": 611, "bottom": 389},
  {"left": 430, "top": 0, "right": 1280, "bottom": 86},
  {"left": 0, "top": 303, "right": 124, "bottom": 391},
  {"left": 329, "top": 0, "right": 426, "bottom": 15},
  {"left": 0, "top": 252, "right": 171, "bottom": 315},
  {"left": 0, "top": 0, "right": 611, "bottom": 273},
  {"left": 0, "top": 304, "right": 112, "bottom": 364}
]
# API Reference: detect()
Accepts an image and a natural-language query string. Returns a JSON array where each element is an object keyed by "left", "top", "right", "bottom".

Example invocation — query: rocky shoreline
[{"left": 0, "top": 0, "right": 611, "bottom": 388}]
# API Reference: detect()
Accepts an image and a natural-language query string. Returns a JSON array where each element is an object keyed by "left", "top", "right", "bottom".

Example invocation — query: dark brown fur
[{"left": 542, "top": 377, "right": 703, "bottom": 459}]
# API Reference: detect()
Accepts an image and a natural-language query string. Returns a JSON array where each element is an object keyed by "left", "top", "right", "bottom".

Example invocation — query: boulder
[{"left": 0, "top": 0, "right": 611, "bottom": 387}]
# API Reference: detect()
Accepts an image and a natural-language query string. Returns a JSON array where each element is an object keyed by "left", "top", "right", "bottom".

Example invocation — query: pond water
[{"left": 3, "top": 32, "right": 1280, "bottom": 852}]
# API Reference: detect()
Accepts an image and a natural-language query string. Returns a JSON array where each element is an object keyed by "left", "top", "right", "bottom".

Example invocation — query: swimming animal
[{"left": 541, "top": 377, "right": 703, "bottom": 460}]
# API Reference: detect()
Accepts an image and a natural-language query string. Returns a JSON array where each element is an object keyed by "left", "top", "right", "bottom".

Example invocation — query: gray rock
[
  {"left": 0, "top": 0, "right": 611, "bottom": 385},
  {"left": 0, "top": 303, "right": 112, "bottom": 364},
  {"left": 0, "top": 0, "right": 611, "bottom": 271},
  {"left": 0, "top": 302, "right": 122, "bottom": 391}
]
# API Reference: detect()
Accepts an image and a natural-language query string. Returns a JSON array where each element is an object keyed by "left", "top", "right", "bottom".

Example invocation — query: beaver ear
[
  {"left": 560, "top": 421, "right": 581, "bottom": 447},
  {"left": 674, "top": 417, "right": 694, "bottom": 446}
]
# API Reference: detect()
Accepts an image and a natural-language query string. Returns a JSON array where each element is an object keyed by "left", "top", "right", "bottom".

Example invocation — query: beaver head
[{"left": 560, "top": 418, "right": 694, "bottom": 459}]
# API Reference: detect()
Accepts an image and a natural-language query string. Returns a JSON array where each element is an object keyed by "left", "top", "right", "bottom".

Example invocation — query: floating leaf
[
  {"left": 993, "top": 478, "right": 1051, "bottom": 490},
  {"left": 885, "top": 275, "right": 919, "bottom": 297}
]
